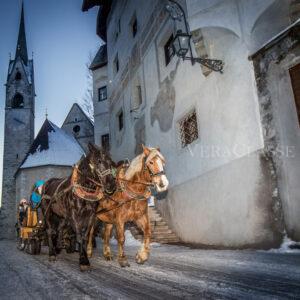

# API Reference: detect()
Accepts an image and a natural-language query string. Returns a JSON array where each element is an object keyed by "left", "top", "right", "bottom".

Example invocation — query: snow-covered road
[{"left": 0, "top": 239, "right": 300, "bottom": 299}]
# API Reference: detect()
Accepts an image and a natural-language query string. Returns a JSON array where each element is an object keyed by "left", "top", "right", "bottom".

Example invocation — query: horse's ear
[
  {"left": 157, "top": 147, "right": 161, "bottom": 152},
  {"left": 88, "top": 142, "right": 95, "bottom": 153},
  {"left": 142, "top": 144, "right": 150, "bottom": 156},
  {"left": 88, "top": 142, "right": 100, "bottom": 154}
]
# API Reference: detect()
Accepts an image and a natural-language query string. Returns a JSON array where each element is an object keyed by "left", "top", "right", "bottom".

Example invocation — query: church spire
[{"left": 15, "top": 2, "right": 28, "bottom": 65}]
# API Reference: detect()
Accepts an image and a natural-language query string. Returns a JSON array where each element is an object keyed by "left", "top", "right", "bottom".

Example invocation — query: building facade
[
  {"left": 61, "top": 103, "right": 94, "bottom": 152},
  {"left": 84, "top": 0, "right": 300, "bottom": 247},
  {"left": 0, "top": 5, "right": 35, "bottom": 238},
  {"left": 90, "top": 45, "right": 110, "bottom": 150}
]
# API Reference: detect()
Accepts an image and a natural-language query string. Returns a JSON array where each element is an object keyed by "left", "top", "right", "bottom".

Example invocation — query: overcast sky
[{"left": 0, "top": 0, "right": 101, "bottom": 201}]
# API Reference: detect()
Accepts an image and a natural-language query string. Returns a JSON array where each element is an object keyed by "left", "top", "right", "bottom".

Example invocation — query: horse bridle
[
  {"left": 73, "top": 156, "right": 116, "bottom": 198},
  {"left": 143, "top": 154, "right": 166, "bottom": 177}
]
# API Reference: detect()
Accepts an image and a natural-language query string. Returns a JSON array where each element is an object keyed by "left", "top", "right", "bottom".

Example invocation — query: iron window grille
[
  {"left": 179, "top": 110, "right": 199, "bottom": 147},
  {"left": 98, "top": 86, "right": 107, "bottom": 101}
]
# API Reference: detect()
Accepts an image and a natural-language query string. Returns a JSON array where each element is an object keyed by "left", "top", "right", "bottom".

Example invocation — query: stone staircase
[{"left": 130, "top": 206, "right": 180, "bottom": 244}]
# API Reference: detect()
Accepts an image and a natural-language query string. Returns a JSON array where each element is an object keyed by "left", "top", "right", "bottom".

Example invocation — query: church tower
[{"left": 0, "top": 4, "right": 35, "bottom": 238}]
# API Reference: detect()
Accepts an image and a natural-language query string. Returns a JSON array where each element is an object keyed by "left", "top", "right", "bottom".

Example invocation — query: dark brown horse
[
  {"left": 41, "top": 143, "right": 116, "bottom": 271},
  {"left": 88, "top": 146, "right": 169, "bottom": 267}
]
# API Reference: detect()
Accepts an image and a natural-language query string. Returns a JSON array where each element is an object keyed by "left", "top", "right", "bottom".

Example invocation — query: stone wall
[
  {"left": 16, "top": 166, "right": 72, "bottom": 210},
  {"left": 0, "top": 57, "right": 35, "bottom": 239},
  {"left": 252, "top": 25, "right": 300, "bottom": 241}
]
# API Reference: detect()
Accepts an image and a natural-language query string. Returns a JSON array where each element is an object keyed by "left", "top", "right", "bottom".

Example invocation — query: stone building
[
  {"left": 61, "top": 103, "right": 94, "bottom": 152},
  {"left": 15, "top": 119, "right": 84, "bottom": 205},
  {"left": 0, "top": 5, "right": 35, "bottom": 238},
  {"left": 89, "top": 45, "right": 110, "bottom": 150},
  {"left": 84, "top": 0, "right": 299, "bottom": 248}
]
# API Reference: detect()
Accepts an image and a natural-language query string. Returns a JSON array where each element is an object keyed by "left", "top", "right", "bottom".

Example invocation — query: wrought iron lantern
[
  {"left": 172, "top": 30, "right": 191, "bottom": 58},
  {"left": 166, "top": 0, "right": 224, "bottom": 73}
]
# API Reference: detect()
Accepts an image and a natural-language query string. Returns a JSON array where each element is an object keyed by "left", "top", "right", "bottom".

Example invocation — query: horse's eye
[{"left": 149, "top": 161, "right": 154, "bottom": 165}]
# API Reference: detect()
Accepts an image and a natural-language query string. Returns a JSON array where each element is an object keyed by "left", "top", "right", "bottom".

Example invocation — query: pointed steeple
[{"left": 15, "top": 2, "right": 28, "bottom": 65}]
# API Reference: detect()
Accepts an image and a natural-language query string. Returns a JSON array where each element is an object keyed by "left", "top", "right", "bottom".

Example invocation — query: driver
[{"left": 30, "top": 180, "right": 45, "bottom": 208}]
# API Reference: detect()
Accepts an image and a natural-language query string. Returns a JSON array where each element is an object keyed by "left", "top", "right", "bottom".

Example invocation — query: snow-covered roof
[{"left": 20, "top": 119, "right": 84, "bottom": 169}]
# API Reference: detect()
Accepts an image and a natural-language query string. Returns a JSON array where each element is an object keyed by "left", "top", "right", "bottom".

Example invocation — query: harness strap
[{"left": 71, "top": 166, "right": 103, "bottom": 202}]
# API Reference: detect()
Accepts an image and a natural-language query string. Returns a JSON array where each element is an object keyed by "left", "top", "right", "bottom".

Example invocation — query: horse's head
[
  {"left": 142, "top": 145, "right": 169, "bottom": 193},
  {"left": 86, "top": 143, "right": 117, "bottom": 194}
]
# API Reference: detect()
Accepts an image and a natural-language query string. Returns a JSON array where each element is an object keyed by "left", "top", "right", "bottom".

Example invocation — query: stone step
[{"left": 130, "top": 206, "right": 180, "bottom": 244}]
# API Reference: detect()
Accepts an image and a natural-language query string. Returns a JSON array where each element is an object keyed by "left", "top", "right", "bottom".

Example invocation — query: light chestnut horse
[{"left": 87, "top": 146, "right": 169, "bottom": 267}]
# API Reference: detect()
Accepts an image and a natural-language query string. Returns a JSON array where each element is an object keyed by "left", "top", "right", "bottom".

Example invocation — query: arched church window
[
  {"left": 15, "top": 72, "right": 22, "bottom": 81},
  {"left": 12, "top": 93, "right": 24, "bottom": 108},
  {"left": 73, "top": 125, "right": 80, "bottom": 134}
]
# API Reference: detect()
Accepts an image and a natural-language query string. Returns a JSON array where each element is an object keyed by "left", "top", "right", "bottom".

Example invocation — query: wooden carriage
[{"left": 19, "top": 206, "right": 44, "bottom": 255}]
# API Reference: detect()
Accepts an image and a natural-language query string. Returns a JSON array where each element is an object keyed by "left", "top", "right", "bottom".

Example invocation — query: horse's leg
[
  {"left": 87, "top": 225, "right": 94, "bottom": 258},
  {"left": 56, "top": 219, "right": 66, "bottom": 251},
  {"left": 46, "top": 219, "right": 57, "bottom": 261},
  {"left": 135, "top": 214, "right": 151, "bottom": 264},
  {"left": 116, "top": 221, "right": 130, "bottom": 267},
  {"left": 103, "top": 223, "right": 113, "bottom": 261}
]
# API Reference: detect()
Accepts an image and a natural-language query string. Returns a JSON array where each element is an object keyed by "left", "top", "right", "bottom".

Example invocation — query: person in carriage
[{"left": 30, "top": 180, "right": 45, "bottom": 208}]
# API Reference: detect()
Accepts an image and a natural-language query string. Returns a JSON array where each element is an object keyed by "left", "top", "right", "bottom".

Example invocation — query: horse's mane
[{"left": 124, "top": 148, "right": 165, "bottom": 180}]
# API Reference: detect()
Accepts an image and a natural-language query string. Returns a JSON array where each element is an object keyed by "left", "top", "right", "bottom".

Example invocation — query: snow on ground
[
  {"left": 1, "top": 239, "right": 300, "bottom": 299},
  {"left": 110, "top": 230, "right": 142, "bottom": 246},
  {"left": 266, "top": 235, "right": 300, "bottom": 253}
]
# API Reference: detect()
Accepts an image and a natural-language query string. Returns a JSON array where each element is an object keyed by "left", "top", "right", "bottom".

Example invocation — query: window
[
  {"left": 15, "top": 72, "right": 22, "bottom": 81},
  {"left": 115, "top": 18, "right": 121, "bottom": 41},
  {"left": 114, "top": 54, "right": 119, "bottom": 75},
  {"left": 164, "top": 34, "right": 174, "bottom": 66},
  {"left": 289, "top": 63, "right": 300, "bottom": 127},
  {"left": 131, "top": 85, "right": 142, "bottom": 110},
  {"left": 73, "top": 125, "right": 81, "bottom": 134},
  {"left": 131, "top": 16, "right": 138, "bottom": 37},
  {"left": 179, "top": 110, "right": 199, "bottom": 147},
  {"left": 101, "top": 134, "right": 110, "bottom": 151},
  {"left": 98, "top": 86, "right": 107, "bottom": 101},
  {"left": 117, "top": 110, "right": 124, "bottom": 131},
  {"left": 12, "top": 93, "right": 24, "bottom": 108}
]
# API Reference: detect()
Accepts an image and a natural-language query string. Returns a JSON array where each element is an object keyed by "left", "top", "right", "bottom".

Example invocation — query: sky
[{"left": 0, "top": 0, "right": 101, "bottom": 201}]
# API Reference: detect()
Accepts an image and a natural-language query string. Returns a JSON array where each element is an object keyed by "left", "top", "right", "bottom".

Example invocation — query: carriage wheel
[
  {"left": 17, "top": 238, "right": 25, "bottom": 251},
  {"left": 35, "top": 240, "right": 41, "bottom": 255},
  {"left": 26, "top": 239, "right": 40, "bottom": 255}
]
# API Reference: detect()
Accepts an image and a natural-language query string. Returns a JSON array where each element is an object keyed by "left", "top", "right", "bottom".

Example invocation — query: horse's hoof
[
  {"left": 49, "top": 255, "right": 56, "bottom": 262},
  {"left": 135, "top": 253, "right": 148, "bottom": 265},
  {"left": 118, "top": 259, "right": 130, "bottom": 268},
  {"left": 80, "top": 264, "right": 91, "bottom": 272},
  {"left": 104, "top": 255, "right": 113, "bottom": 261}
]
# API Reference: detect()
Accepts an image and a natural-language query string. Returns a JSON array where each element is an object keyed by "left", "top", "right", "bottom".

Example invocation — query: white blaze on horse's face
[{"left": 147, "top": 150, "right": 169, "bottom": 193}]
